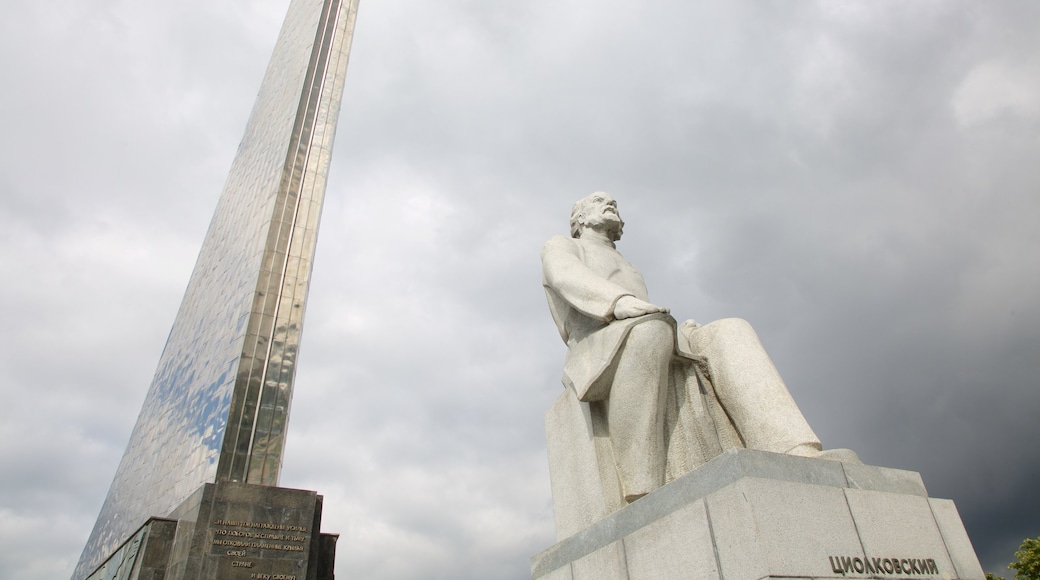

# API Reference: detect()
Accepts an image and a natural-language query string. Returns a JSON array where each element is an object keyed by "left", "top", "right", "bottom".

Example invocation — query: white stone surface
[
  {"left": 842, "top": 461, "right": 928, "bottom": 495},
  {"left": 539, "top": 563, "right": 573, "bottom": 580},
  {"left": 545, "top": 389, "right": 619, "bottom": 539},
  {"left": 709, "top": 478, "right": 864, "bottom": 580},
  {"left": 530, "top": 449, "right": 984, "bottom": 580},
  {"left": 930, "top": 498, "right": 987, "bottom": 580},
  {"left": 623, "top": 500, "right": 718, "bottom": 579},
  {"left": 541, "top": 193, "right": 852, "bottom": 536},
  {"left": 846, "top": 488, "right": 956, "bottom": 574},
  {"left": 679, "top": 318, "right": 820, "bottom": 454},
  {"left": 571, "top": 542, "right": 626, "bottom": 579}
]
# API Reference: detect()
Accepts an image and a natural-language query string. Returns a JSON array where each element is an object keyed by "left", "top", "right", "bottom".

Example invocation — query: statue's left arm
[{"left": 541, "top": 236, "right": 635, "bottom": 322}]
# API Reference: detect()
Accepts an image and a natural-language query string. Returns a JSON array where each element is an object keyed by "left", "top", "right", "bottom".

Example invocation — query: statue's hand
[{"left": 613, "top": 295, "right": 670, "bottom": 320}]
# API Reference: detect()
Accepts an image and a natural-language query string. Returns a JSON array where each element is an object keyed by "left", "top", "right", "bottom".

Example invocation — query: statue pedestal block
[{"left": 530, "top": 449, "right": 984, "bottom": 580}]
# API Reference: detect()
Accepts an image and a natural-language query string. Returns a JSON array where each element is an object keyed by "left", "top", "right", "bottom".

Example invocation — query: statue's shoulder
[
  {"left": 543, "top": 234, "right": 578, "bottom": 251},
  {"left": 542, "top": 235, "right": 581, "bottom": 261}
]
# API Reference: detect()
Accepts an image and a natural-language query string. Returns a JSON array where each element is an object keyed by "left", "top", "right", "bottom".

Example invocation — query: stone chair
[{"left": 544, "top": 356, "right": 743, "bottom": 540}]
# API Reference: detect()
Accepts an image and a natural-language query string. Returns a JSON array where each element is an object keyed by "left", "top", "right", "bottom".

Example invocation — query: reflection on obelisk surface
[{"left": 72, "top": 0, "right": 360, "bottom": 577}]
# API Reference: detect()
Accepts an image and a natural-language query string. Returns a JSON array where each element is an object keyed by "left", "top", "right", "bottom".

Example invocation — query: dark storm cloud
[{"left": 1, "top": 1, "right": 1037, "bottom": 578}]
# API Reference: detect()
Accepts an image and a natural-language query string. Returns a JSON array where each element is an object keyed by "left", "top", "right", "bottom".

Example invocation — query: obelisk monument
[{"left": 73, "top": 0, "right": 360, "bottom": 578}]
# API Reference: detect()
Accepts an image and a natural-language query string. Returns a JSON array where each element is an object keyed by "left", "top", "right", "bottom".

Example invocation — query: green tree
[
  {"left": 1009, "top": 536, "right": 1040, "bottom": 580},
  {"left": 991, "top": 536, "right": 1040, "bottom": 580}
]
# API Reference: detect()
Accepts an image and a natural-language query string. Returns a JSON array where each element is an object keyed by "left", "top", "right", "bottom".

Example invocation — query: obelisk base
[
  {"left": 531, "top": 449, "right": 983, "bottom": 580},
  {"left": 86, "top": 481, "right": 337, "bottom": 580}
]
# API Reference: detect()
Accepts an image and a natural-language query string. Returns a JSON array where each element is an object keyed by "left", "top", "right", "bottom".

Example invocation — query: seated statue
[{"left": 541, "top": 192, "right": 857, "bottom": 512}]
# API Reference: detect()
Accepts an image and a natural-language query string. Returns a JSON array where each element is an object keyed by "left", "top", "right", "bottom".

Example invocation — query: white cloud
[{"left": 952, "top": 58, "right": 1040, "bottom": 126}]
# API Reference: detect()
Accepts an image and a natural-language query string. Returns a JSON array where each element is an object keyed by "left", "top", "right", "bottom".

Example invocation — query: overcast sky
[{"left": 1, "top": 1, "right": 1038, "bottom": 578}]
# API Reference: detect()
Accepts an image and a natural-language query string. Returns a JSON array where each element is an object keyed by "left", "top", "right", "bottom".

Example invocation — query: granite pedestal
[{"left": 531, "top": 449, "right": 984, "bottom": 580}]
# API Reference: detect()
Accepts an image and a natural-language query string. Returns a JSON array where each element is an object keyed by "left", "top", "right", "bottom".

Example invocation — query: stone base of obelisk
[
  {"left": 530, "top": 449, "right": 984, "bottom": 580},
  {"left": 85, "top": 481, "right": 337, "bottom": 580}
]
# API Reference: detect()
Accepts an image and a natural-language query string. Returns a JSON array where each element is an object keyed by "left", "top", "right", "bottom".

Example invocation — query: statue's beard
[{"left": 583, "top": 212, "right": 623, "bottom": 240}]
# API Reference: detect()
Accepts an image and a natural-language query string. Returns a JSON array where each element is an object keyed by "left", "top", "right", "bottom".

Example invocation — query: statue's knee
[
  {"left": 626, "top": 319, "right": 674, "bottom": 355},
  {"left": 707, "top": 318, "right": 765, "bottom": 355},
  {"left": 713, "top": 317, "right": 757, "bottom": 342},
  {"left": 715, "top": 317, "right": 751, "bottom": 331}
]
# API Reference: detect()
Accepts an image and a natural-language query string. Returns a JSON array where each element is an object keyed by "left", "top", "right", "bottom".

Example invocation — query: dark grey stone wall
[
  {"left": 85, "top": 482, "right": 335, "bottom": 580},
  {"left": 176, "top": 481, "right": 323, "bottom": 580}
]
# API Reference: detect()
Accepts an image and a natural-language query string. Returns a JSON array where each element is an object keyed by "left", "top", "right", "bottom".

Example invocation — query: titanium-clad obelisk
[{"left": 73, "top": 0, "right": 360, "bottom": 578}]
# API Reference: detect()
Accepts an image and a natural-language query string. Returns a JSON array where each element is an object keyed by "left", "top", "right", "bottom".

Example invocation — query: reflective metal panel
[{"left": 72, "top": 0, "right": 360, "bottom": 577}]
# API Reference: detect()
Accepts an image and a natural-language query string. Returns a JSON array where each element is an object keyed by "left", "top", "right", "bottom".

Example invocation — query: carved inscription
[
  {"left": 211, "top": 518, "right": 311, "bottom": 572},
  {"left": 214, "top": 520, "right": 309, "bottom": 532},
  {"left": 828, "top": 556, "right": 939, "bottom": 576},
  {"left": 212, "top": 520, "right": 309, "bottom": 552}
]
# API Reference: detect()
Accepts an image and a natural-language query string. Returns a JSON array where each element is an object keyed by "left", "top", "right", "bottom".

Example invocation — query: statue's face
[{"left": 581, "top": 193, "right": 622, "bottom": 230}]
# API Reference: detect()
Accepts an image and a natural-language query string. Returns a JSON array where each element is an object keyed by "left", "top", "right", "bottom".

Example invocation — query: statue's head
[{"left": 570, "top": 192, "right": 624, "bottom": 241}]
